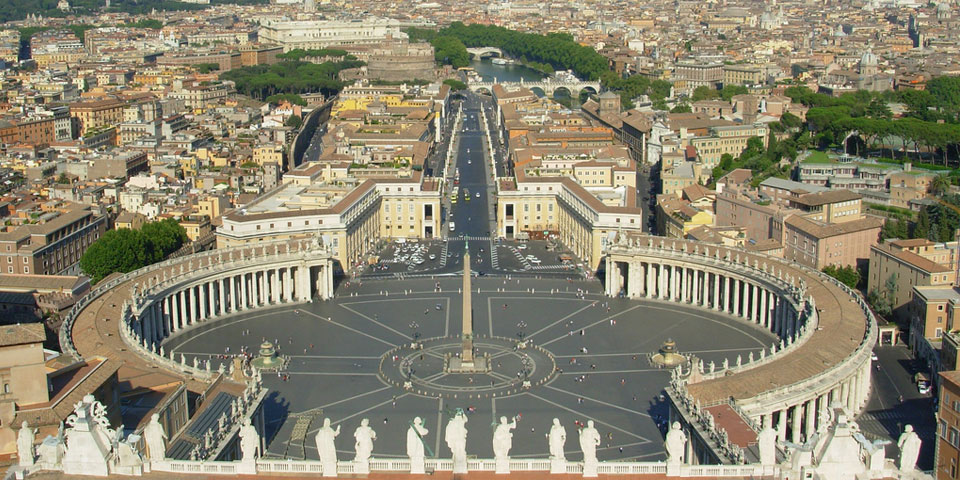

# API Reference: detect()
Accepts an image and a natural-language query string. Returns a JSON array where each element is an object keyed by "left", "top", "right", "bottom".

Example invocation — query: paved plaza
[{"left": 162, "top": 276, "right": 776, "bottom": 463}]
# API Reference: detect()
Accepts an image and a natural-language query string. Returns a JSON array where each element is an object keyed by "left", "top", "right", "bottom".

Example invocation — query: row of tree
[
  {"left": 79, "top": 218, "right": 188, "bottom": 283},
  {"left": 786, "top": 85, "right": 960, "bottom": 165},
  {"left": 406, "top": 23, "right": 609, "bottom": 81},
  {"left": 275, "top": 48, "right": 349, "bottom": 61},
  {"left": 881, "top": 193, "right": 960, "bottom": 243},
  {"left": 2, "top": 0, "right": 264, "bottom": 23},
  {"left": 220, "top": 59, "right": 364, "bottom": 100}
]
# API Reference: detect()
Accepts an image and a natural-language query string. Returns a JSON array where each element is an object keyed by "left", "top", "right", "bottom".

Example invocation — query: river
[{"left": 469, "top": 57, "right": 579, "bottom": 107}]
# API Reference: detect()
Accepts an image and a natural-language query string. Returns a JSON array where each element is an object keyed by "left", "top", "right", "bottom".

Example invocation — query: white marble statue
[
  {"left": 493, "top": 416, "right": 517, "bottom": 460},
  {"left": 579, "top": 420, "right": 601, "bottom": 477},
  {"left": 445, "top": 410, "right": 468, "bottom": 473},
  {"left": 548, "top": 418, "right": 567, "bottom": 460},
  {"left": 316, "top": 418, "right": 340, "bottom": 477},
  {"left": 407, "top": 417, "right": 429, "bottom": 474},
  {"left": 665, "top": 422, "right": 687, "bottom": 465},
  {"left": 239, "top": 417, "right": 260, "bottom": 462},
  {"left": 757, "top": 425, "right": 777, "bottom": 465},
  {"left": 897, "top": 424, "right": 921, "bottom": 472},
  {"left": 142, "top": 413, "right": 167, "bottom": 463},
  {"left": 18, "top": 421, "right": 35, "bottom": 467},
  {"left": 353, "top": 418, "right": 377, "bottom": 472}
]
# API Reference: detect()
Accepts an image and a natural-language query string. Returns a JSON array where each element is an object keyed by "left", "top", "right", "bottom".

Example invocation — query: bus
[{"left": 451, "top": 187, "right": 459, "bottom": 203}]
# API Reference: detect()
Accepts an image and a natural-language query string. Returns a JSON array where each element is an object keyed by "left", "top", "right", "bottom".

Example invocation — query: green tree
[
  {"left": 56, "top": 173, "right": 70, "bottom": 185},
  {"left": 193, "top": 63, "right": 220, "bottom": 74},
  {"left": 443, "top": 79, "right": 467, "bottom": 91},
  {"left": 822, "top": 265, "right": 860, "bottom": 289},
  {"left": 691, "top": 86, "right": 719, "bottom": 102},
  {"left": 932, "top": 174, "right": 952, "bottom": 196},
  {"left": 266, "top": 93, "right": 307, "bottom": 106},
  {"left": 285, "top": 115, "right": 303, "bottom": 128},
  {"left": 140, "top": 218, "right": 188, "bottom": 261},
  {"left": 79, "top": 229, "right": 152, "bottom": 283},
  {"left": 720, "top": 85, "right": 748, "bottom": 102},
  {"left": 670, "top": 103, "right": 692, "bottom": 113}
]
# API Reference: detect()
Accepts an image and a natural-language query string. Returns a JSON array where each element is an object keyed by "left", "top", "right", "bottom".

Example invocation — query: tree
[
  {"left": 670, "top": 103, "right": 692, "bottom": 113},
  {"left": 932, "top": 174, "right": 951, "bottom": 196},
  {"left": 285, "top": 115, "right": 303, "bottom": 128},
  {"left": 720, "top": 85, "right": 748, "bottom": 102},
  {"left": 443, "top": 79, "right": 467, "bottom": 91},
  {"left": 56, "top": 173, "right": 70, "bottom": 185},
  {"left": 266, "top": 93, "right": 307, "bottom": 106},
  {"left": 691, "top": 86, "right": 719, "bottom": 102},
  {"left": 822, "top": 265, "right": 860, "bottom": 289},
  {"left": 193, "top": 63, "right": 220, "bottom": 74},
  {"left": 79, "top": 229, "right": 152, "bottom": 283},
  {"left": 140, "top": 218, "right": 188, "bottom": 261}
]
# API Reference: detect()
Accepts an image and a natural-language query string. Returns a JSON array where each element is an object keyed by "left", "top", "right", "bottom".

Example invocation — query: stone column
[
  {"left": 658, "top": 263, "right": 666, "bottom": 299},
  {"left": 724, "top": 277, "right": 731, "bottom": 313},
  {"left": 605, "top": 257, "right": 614, "bottom": 296},
  {"left": 284, "top": 268, "right": 293, "bottom": 302},
  {"left": 326, "top": 261, "right": 334, "bottom": 299},
  {"left": 269, "top": 269, "right": 278, "bottom": 304},
  {"left": 679, "top": 266, "right": 687, "bottom": 303},
  {"left": 777, "top": 409, "right": 787, "bottom": 442},
  {"left": 733, "top": 279, "right": 741, "bottom": 317},
  {"left": 759, "top": 288, "right": 768, "bottom": 327},
  {"left": 805, "top": 398, "right": 816, "bottom": 440},
  {"left": 841, "top": 381, "right": 850, "bottom": 410},
  {"left": 817, "top": 394, "right": 827, "bottom": 432},
  {"left": 180, "top": 289, "right": 189, "bottom": 327},
  {"left": 692, "top": 269, "right": 700, "bottom": 305},
  {"left": 218, "top": 277, "right": 226, "bottom": 315},
  {"left": 198, "top": 283, "right": 207, "bottom": 321},
  {"left": 672, "top": 265, "right": 680, "bottom": 301},
  {"left": 791, "top": 403, "right": 803, "bottom": 444},
  {"left": 187, "top": 286, "right": 195, "bottom": 325},
  {"left": 240, "top": 273, "right": 248, "bottom": 310},
  {"left": 230, "top": 276, "right": 238, "bottom": 312},
  {"left": 171, "top": 292, "right": 181, "bottom": 332},
  {"left": 646, "top": 262, "right": 655, "bottom": 299},
  {"left": 713, "top": 273, "right": 721, "bottom": 310}
]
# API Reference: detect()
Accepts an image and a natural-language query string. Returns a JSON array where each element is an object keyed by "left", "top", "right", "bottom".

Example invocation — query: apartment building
[
  {"left": 689, "top": 123, "right": 769, "bottom": 169},
  {"left": 69, "top": 99, "right": 124, "bottom": 137},
  {"left": 217, "top": 166, "right": 441, "bottom": 265},
  {"left": 0, "top": 206, "right": 107, "bottom": 276},
  {"left": 937, "top": 370, "right": 960, "bottom": 480},
  {"left": 870, "top": 238, "right": 958, "bottom": 323}
]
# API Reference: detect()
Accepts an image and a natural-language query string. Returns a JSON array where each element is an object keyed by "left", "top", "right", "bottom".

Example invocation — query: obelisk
[{"left": 461, "top": 241, "right": 474, "bottom": 364}]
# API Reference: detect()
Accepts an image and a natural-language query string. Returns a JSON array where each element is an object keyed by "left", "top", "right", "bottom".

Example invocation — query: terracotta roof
[
  {"left": 0, "top": 323, "right": 45, "bottom": 347},
  {"left": 872, "top": 242, "right": 952, "bottom": 274},
  {"left": 783, "top": 215, "right": 882, "bottom": 240}
]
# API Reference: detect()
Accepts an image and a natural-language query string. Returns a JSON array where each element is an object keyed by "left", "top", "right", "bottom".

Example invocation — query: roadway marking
[
  {"left": 289, "top": 386, "right": 393, "bottom": 417},
  {"left": 524, "top": 392, "right": 650, "bottom": 442},
  {"left": 297, "top": 310, "right": 396, "bottom": 347},
  {"left": 540, "top": 305, "right": 643, "bottom": 347},
  {"left": 544, "top": 385, "right": 653, "bottom": 419}
]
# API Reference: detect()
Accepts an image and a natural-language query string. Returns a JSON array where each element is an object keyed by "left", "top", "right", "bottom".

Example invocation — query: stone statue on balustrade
[
  {"left": 407, "top": 417, "right": 429, "bottom": 474},
  {"left": 897, "top": 424, "right": 921, "bottom": 472},
  {"left": 665, "top": 422, "right": 687, "bottom": 466},
  {"left": 143, "top": 413, "right": 167, "bottom": 463},
  {"left": 316, "top": 418, "right": 340, "bottom": 477},
  {"left": 493, "top": 415, "right": 516, "bottom": 473},
  {"left": 445, "top": 410, "right": 468, "bottom": 474},
  {"left": 353, "top": 418, "right": 376, "bottom": 474},
  {"left": 548, "top": 418, "right": 567, "bottom": 473},
  {"left": 18, "top": 421, "right": 35, "bottom": 467},
  {"left": 239, "top": 417, "right": 260, "bottom": 461},
  {"left": 37, "top": 422, "right": 66, "bottom": 470},
  {"left": 757, "top": 425, "right": 778, "bottom": 466},
  {"left": 579, "top": 420, "right": 601, "bottom": 477}
]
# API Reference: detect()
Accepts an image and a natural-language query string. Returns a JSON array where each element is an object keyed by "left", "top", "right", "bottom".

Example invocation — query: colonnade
[
  {"left": 603, "top": 237, "right": 875, "bottom": 460},
  {"left": 757, "top": 359, "right": 872, "bottom": 444},
  {"left": 604, "top": 258, "right": 801, "bottom": 340},
  {"left": 133, "top": 259, "right": 334, "bottom": 348}
]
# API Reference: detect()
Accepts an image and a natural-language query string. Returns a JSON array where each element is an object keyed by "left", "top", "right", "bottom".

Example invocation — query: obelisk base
[{"left": 445, "top": 355, "right": 490, "bottom": 373}]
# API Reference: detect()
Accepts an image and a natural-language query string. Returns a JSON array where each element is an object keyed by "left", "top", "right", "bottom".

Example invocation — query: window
[{"left": 950, "top": 427, "right": 960, "bottom": 447}]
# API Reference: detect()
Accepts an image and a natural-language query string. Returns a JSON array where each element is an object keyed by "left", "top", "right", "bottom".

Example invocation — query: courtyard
[{"left": 162, "top": 276, "right": 776, "bottom": 463}]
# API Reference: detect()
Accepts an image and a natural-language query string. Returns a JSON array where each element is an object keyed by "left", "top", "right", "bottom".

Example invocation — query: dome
[{"left": 860, "top": 50, "right": 878, "bottom": 66}]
